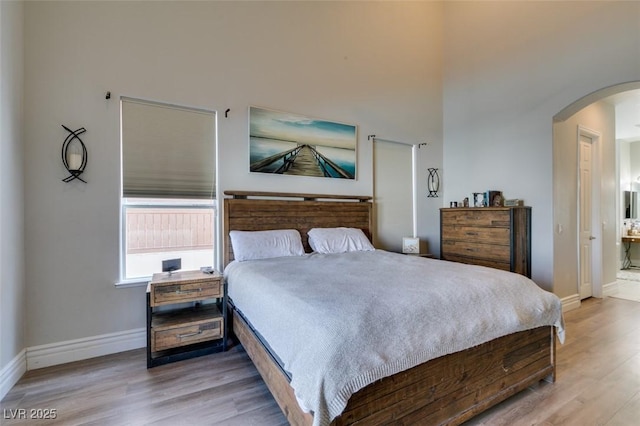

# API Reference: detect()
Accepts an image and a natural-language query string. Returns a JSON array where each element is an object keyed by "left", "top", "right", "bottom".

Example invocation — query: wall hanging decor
[
  {"left": 61, "top": 124, "right": 87, "bottom": 183},
  {"left": 249, "top": 106, "right": 357, "bottom": 179},
  {"left": 427, "top": 168, "right": 439, "bottom": 197}
]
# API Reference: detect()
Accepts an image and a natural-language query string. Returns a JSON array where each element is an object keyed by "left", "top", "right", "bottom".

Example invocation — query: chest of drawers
[{"left": 440, "top": 207, "right": 531, "bottom": 277}]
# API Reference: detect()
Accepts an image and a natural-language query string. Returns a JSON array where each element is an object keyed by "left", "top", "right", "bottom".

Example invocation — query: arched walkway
[{"left": 553, "top": 81, "right": 640, "bottom": 311}]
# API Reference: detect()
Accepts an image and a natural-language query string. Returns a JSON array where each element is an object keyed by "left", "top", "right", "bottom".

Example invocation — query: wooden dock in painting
[
  {"left": 284, "top": 145, "right": 324, "bottom": 177},
  {"left": 250, "top": 144, "right": 353, "bottom": 179}
]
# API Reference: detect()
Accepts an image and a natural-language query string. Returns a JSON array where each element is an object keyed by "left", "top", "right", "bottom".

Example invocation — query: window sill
[{"left": 114, "top": 277, "right": 151, "bottom": 288}]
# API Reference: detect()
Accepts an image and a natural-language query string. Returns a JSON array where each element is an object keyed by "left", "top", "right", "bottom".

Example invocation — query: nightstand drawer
[
  {"left": 151, "top": 278, "right": 222, "bottom": 306},
  {"left": 151, "top": 305, "right": 223, "bottom": 352}
]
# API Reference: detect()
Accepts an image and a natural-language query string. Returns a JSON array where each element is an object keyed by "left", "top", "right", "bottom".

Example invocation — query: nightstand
[{"left": 146, "top": 270, "right": 227, "bottom": 368}]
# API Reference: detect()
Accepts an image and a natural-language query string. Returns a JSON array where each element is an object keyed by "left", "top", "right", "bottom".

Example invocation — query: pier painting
[{"left": 249, "top": 106, "right": 356, "bottom": 179}]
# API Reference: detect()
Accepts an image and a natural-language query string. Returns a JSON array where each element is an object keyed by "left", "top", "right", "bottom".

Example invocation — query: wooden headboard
[{"left": 223, "top": 191, "right": 373, "bottom": 266}]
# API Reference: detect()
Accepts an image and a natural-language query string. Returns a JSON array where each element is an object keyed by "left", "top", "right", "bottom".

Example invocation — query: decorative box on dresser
[
  {"left": 146, "top": 270, "right": 227, "bottom": 368},
  {"left": 440, "top": 206, "right": 532, "bottom": 277}
]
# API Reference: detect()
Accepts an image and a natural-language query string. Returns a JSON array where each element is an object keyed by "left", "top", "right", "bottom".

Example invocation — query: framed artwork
[
  {"left": 249, "top": 106, "right": 357, "bottom": 179},
  {"left": 402, "top": 237, "right": 420, "bottom": 254}
]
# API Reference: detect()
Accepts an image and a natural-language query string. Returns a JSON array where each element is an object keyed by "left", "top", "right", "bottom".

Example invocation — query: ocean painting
[{"left": 249, "top": 106, "right": 357, "bottom": 179}]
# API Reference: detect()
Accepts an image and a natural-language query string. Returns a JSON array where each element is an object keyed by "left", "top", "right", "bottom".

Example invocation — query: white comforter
[{"left": 225, "top": 250, "right": 565, "bottom": 426}]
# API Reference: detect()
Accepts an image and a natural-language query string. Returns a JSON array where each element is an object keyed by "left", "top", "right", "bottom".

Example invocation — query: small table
[
  {"left": 622, "top": 236, "right": 640, "bottom": 269},
  {"left": 146, "top": 270, "right": 227, "bottom": 368}
]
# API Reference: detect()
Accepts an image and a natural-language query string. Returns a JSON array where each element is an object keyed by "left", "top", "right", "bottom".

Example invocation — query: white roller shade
[
  {"left": 121, "top": 98, "right": 216, "bottom": 199},
  {"left": 373, "top": 140, "right": 413, "bottom": 251}
]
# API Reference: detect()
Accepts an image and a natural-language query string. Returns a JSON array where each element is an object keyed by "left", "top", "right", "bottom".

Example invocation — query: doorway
[
  {"left": 615, "top": 92, "right": 640, "bottom": 301},
  {"left": 553, "top": 82, "right": 640, "bottom": 309}
]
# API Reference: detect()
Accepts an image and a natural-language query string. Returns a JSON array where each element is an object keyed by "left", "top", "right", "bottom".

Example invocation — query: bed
[{"left": 223, "top": 191, "right": 564, "bottom": 426}]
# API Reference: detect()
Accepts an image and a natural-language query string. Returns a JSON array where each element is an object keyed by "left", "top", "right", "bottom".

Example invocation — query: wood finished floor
[{"left": 2, "top": 296, "right": 640, "bottom": 425}]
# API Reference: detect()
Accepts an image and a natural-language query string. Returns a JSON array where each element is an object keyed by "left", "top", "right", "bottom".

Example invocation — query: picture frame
[
  {"left": 249, "top": 106, "right": 357, "bottom": 179},
  {"left": 486, "top": 190, "right": 503, "bottom": 207},
  {"left": 402, "top": 237, "right": 420, "bottom": 254},
  {"left": 473, "top": 192, "right": 485, "bottom": 207}
]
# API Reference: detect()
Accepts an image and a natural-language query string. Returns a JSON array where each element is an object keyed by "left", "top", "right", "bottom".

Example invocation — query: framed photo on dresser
[{"left": 473, "top": 192, "right": 485, "bottom": 207}]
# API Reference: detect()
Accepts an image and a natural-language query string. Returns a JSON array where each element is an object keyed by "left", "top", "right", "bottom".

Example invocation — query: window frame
[{"left": 117, "top": 198, "right": 217, "bottom": 287}]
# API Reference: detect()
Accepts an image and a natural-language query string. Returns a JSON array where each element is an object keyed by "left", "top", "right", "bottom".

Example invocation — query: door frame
[{"left": 577, "top": 125, "right": 603, "bottom": 298}]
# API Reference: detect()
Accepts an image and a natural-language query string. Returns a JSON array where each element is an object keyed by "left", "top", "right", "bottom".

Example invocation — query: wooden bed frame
[{"left": 223, "top": 191, "right": 556, "bottom": 425}]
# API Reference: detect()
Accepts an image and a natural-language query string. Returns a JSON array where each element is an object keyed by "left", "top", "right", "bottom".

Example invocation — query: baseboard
[
  {"left": 561, "top": 293, "right": 581, "bottom": 312},
  {"left": 603, "top": 280, "right": 619, "bottom": 298},
  {"left": 0, "top": 349, "right": 27, "bottom": 401},
  {"left": 560, "top": 283, "right": 619, "bottom": 312},
  {"left": 26, "top": 328, "right": 146, "bottom": 370}
]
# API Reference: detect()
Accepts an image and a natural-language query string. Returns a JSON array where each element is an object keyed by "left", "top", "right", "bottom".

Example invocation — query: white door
[{"left": 579, "top": 134, "right": 594, "bottom": 299}]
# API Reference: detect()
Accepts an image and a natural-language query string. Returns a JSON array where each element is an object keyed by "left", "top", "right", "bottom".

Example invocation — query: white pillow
[
  {"left": 308, "top": 227, "right": 375, "bottom": 254},
  {"left": 230, "top": 229, "right": 305, "bottom": 262}
]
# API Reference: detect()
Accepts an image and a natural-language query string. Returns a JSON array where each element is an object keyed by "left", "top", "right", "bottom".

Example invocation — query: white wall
[
  {"left": 443, "top": 1, "right": 640, "bottom": 291},
  {"left": 22, "top": 1, "right": 443, "bottom": 348},
  {"left": 0, "top": 0, "right": 26, "bottom": 393}
]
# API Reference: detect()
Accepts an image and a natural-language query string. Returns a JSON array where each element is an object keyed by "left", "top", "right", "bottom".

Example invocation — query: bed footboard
[{"left": 232, "top": 305, "right": 555, "bottom": 426}]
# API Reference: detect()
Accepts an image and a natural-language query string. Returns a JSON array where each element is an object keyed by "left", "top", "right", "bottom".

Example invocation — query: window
[{"left": 120, "top": 98, "right": 216, "bottom": 283}]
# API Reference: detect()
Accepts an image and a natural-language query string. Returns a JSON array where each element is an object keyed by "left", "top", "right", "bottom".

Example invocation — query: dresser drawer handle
[
  {"left": 465, "top": 232, "right": 478, "bottom": 236},
  {"left": 177, "top": 330, "right": 203, "bottom": 339},
  {"left": 175, "top": 288, "right": 202, "bottom": 295}
]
